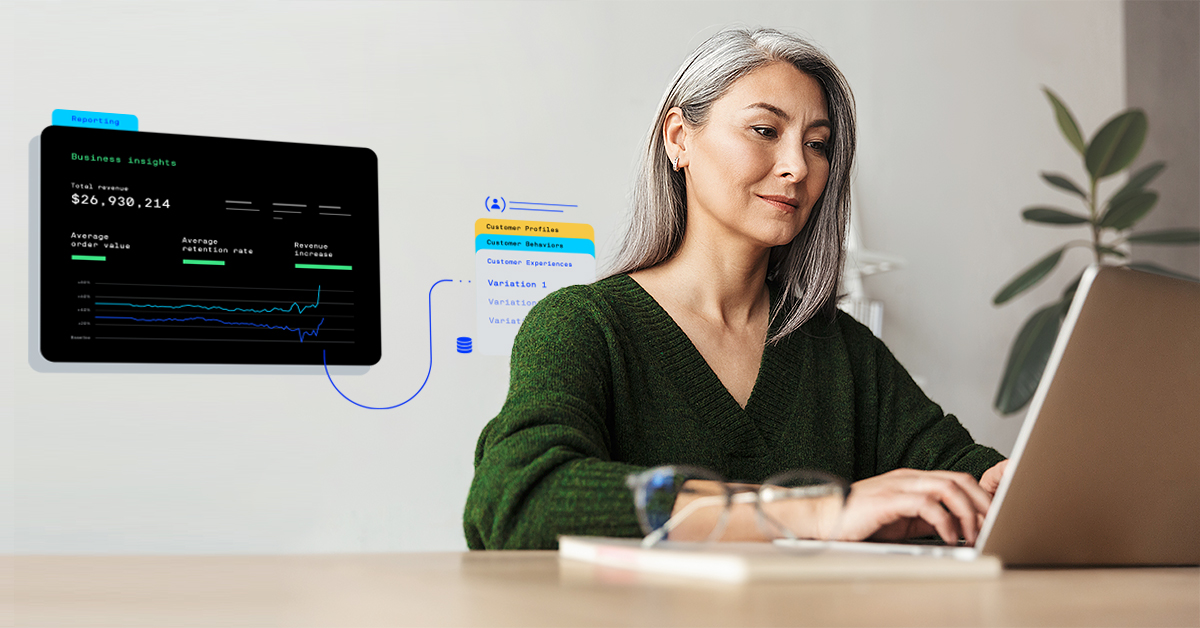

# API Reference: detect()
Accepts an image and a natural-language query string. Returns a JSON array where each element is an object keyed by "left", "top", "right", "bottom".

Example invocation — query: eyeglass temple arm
[{"left": 641, "top": 491, "right": 758, "bottom": 548}]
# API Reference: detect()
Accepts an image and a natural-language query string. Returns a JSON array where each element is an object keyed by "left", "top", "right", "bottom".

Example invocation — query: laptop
[{"left": 778, "top": 265, "right": 1200, "bottom": 566}]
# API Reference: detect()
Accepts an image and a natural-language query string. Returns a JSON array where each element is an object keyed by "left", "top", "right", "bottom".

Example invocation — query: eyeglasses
[{"left": 625, "top": 465, "right": 850, "bottom": 548}]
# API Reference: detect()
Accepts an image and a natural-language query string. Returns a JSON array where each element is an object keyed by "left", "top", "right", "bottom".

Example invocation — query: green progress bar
[
  {"left": 183, "top": 259, "right": 225, "bottom": 266},
  {"left": 296, "top": 263, "right": 352, "bottom": 270},
  {"left": 71, "top": 255, "right": 106, "bottom": 261}
]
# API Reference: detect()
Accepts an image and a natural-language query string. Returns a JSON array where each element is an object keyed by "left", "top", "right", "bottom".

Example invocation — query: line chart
[
  {"left": 86, "top": 282, "right": 351, "bottom": 348},
  {"left": 95, "top": 315, "right": 326, "bottom": 342},
  {"left": 95, "top": 286, "right": 321, "bottom": 314}
]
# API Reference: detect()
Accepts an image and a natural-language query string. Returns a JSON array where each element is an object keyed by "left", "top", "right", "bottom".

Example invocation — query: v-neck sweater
[{"left": 464, "top": 274, "right": 1005, "bottom": 550}]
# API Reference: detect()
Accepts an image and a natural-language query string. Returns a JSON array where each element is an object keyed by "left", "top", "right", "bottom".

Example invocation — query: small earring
[{"left": 672, "top": 155, "right": 680, "bottom": 171}]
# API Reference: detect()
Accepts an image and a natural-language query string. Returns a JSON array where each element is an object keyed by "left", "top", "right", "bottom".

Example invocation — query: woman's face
[{"left": 671, "top": 62, "right": 832, "bottom": 251}]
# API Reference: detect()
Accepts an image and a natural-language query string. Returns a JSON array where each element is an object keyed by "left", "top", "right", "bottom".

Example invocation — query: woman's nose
[{"left": 775, "top": 142, "right": 809, "bottom": 182}]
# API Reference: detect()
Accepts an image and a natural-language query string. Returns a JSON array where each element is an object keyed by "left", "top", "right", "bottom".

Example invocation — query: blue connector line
[
  {"left": 323, "top": 279, "right": 452, "bottom": 410},
  {"left": 96, "top": 286, "right": 321, "bottom": 314},
  {"left": 95, "top": 315, "right": 325, "bottom": 342}
]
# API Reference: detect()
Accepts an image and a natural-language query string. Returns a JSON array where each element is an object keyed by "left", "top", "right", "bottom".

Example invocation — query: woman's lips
[{"left": 759, "top": 195, "right": 798, "bottom": 213}]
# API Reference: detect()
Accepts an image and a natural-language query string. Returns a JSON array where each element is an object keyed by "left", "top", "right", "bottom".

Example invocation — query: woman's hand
[
  {"left": 980, "top": 460, "right": 1009, "bottom": 496},
  {"left": 834, "top": 468, "right": 992, "bottom": 546}
]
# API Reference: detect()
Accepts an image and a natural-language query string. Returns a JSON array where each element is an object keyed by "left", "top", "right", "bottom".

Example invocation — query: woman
[{"left": 464, "top": 27, "right": 1007, "bottom": 550}]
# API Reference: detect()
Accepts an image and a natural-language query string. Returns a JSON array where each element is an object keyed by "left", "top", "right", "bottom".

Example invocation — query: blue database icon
[{"left": 456, "top": 337, "right": 473, "bottom": 354}]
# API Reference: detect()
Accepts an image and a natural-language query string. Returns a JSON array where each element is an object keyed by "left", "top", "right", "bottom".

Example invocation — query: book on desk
[{"left": 558, "top": 536, "right": 1001, "bottom": 583}]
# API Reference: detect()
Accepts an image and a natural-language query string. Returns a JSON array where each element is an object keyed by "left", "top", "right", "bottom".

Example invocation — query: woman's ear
[{"left": 663, "top": 107, "right": 690, "bottom": 170}]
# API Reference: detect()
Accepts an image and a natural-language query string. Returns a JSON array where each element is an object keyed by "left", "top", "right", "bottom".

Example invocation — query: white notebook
[{"left": 558, "top": 536, "right": 1000, "bottom": 583}]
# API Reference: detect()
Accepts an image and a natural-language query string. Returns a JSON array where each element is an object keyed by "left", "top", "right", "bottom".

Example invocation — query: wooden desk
[{"left": 3, "top": 553, "right": 1198, "bottom": 627}]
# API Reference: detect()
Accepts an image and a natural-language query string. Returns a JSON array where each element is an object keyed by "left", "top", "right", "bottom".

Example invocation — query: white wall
[
  {"left": 1125, "top": 1, "right": 1200, "bottom": 277},
  {"left": 1, "top": 1, "right": 1125, "bottom": 553},
  {"left": 851, "top": 1, "right": 1127, "bottom": 456},
  {"left": 2, "top": 4, "right": 16, "bottom": 556}
]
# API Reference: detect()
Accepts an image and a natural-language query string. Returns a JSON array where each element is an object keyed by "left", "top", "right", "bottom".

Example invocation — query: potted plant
[{"left": 992, "top": 88, "right": 1200, "bottom": 415}]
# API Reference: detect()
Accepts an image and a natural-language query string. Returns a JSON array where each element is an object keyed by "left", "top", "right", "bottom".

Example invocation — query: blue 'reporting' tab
[{"left": 52, "top": 110, "right": 138, "bottom": 131}]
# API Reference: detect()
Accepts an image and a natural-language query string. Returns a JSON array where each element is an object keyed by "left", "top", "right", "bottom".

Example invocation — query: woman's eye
[
  {"left": 752, "top": 126, "right": 777, "bottom": 138},
  {"left": 807, "top": 140, "right": 828, "bottom": 153}
]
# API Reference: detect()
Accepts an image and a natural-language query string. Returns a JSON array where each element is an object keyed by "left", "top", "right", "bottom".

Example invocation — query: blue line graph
[
  {"left": 96, "top": 286, "right": 321, "bottom": 314},
  {"left": 323, "top": 278, "right": 450, "bottom": 409},
  {"left": 96, "top": 315, "right": 325, "bottom": 342}
]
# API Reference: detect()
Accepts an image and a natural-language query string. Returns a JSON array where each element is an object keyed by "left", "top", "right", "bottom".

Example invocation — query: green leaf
[
  {"left": 1097, "top": 245, "right": 1128, "bottom": 259},
  {"left": 1098, "top": 191, "right": 1157, "bottom": 230},
  {"left": 1126, "top": 228, "right": 1200, "bottom": 244},
  {"left": 993, "top": 247, "right": 1065, "bottom": 305},
  {"left": 994, "top": 300, "right": 1069, "bottom": 415},
  {"left": 1127, "top": 262, "right": 1200, "bottom": 283},
  {"left": 1085, "top": 110, "right": 1148, "bottom": 180},
  {"left": 1040, "top": 172, "right": 1088, "bottom": 199},
  {"left": 1044, "top": 88, "right": 1087, "bottom": 155},
  {"left": 1109, "top": 162, "right": 1166, "bottom": 209},
  {"left": 1022, "top": 207, "right": 1091, "bottom": 225}
]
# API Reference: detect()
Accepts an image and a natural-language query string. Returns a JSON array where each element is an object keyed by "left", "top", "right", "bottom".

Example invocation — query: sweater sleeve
[
  {"left": 463, "top": 287, "right": 645, "bottom": 550},
  {"left": 839, "top": 314, "right": 1007, "bottom": 481}
]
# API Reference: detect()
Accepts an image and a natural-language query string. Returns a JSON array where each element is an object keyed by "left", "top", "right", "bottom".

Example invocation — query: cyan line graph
[
  {"left": 95, "top": 286, "right": 321, "bottom": 314},
  {"left": 95, "top": 315, "right": 326, "bottom": 342}
]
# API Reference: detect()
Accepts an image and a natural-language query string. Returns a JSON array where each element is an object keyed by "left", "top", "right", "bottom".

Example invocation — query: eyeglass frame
[{"left": 625, "top": 465, "right": 851, "bottom": 548}]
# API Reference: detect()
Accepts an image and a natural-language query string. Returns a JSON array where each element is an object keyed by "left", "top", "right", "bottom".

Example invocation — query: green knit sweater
[{"left": 464, "top": 275, "right": 1005, "bottom": 550}]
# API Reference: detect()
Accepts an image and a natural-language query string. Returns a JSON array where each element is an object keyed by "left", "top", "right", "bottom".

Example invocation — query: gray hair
[{"left": 606, "top": 27, "right": 856, "bottom": 343}]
